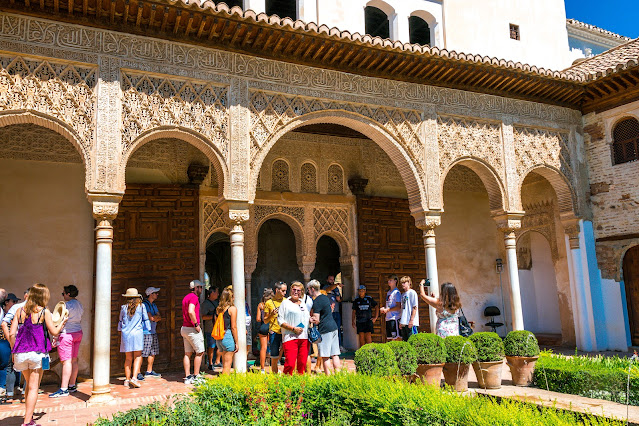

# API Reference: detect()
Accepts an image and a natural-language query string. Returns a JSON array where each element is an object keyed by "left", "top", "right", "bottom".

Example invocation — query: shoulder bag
[{"left": 458, "top": 308, "right": 473, "bottom": 337}]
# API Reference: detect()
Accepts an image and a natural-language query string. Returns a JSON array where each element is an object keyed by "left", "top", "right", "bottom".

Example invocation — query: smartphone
[{"left": 297, "top": 323, "right": 305, "bottom": 329}]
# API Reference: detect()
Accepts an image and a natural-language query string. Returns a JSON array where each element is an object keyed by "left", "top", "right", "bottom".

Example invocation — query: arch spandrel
[
  {"left": 519, "top": 165, "right": 577, "bottom": 217},
  {"left": 117, "top": 127, "right": 228, "bottom": 195},
  {"left": 248, "top": 92, "right": 428, "bottom": 214}
]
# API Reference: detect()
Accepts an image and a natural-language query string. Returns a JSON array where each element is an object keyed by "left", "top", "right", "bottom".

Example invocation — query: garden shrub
[
  {"left": 504, "top": 330, "right": 540, "bottom": 357},
  {"left": 444, "top": 335, "right": 477, "bottom": 364},
  {"left": 386, "top": 340, "right": 418, "bottom": 375},
  {"left": 96, "top": 374, "right": 619, "bottom": 425},
  {"left": 408, "top": 332, "right": 447, "bottom": 364},
  {"left": 469, "top": 332, "right": 505, "bottom": 362},
  {"left": 533, "top": 351, "right": 639, "bottom": 406},
  {"left": 354, "top": 343, "right": 400, "bottom": 376}
]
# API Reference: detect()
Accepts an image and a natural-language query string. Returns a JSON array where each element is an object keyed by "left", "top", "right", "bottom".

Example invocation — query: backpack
[{"left": 212, "top": 308, "right": 226, "bottom": 340}]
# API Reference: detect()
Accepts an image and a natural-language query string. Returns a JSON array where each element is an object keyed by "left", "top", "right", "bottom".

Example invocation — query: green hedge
[
  {"left": 354, "top": 343, "right": 400, "bottom": 376},
  {"left": 96, "top": 374, "right": 619, "bottom": 425},
  {"left": 386, "top": 341, "right": 418, "bottom": 375},
  {"left": 504, "top": 330, "right": 540, "bottom": 357},
  {"left": 533, "top": 351, "right": 639, "bottom": 406},
  {"left": 408, "top": 333, "right": 447, "bottom": 364},
  {"left": 469, "top": 332, "right": 504, "bottom": 362},
  {"left": 444, "top": 336, "right": 477, "bottom": 364}
]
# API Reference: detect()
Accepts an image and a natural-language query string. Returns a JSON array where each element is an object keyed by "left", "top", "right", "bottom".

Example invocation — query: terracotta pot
[
  {"left": 416, "top": 363, "right": 444, "bottom": 386},
  {"left": 472, "top": 360, "right": 504, "bottom": 389},
  {"left": 506, "top": 355, "right": 539, "bottom": 386},
  {"left": 443, "top": 362, "right": 471, "bottom": 392}
]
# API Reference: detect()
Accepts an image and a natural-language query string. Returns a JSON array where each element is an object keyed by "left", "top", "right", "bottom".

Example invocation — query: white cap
[
  {"left": 145, "top": 286, "right": 160, "bottom": 296},
  {"left": 190, "top": 280, "right": 204, "bottom": 289}
]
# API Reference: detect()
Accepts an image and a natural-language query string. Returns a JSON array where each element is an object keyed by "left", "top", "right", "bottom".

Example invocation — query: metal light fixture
[{"left": 495, "top": 258, "right": 508, "bottom": 333}]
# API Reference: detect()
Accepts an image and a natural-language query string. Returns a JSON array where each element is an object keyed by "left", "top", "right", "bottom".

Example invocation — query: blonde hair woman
[
  {"left": 215, "top": 286, "right": 238, "bottom": 375},
  {"left": 10, "top": 284, "right": 67, "bottom": 426},
  {"left": 118, "top": 288, "right": 150, "bottom": 389}
]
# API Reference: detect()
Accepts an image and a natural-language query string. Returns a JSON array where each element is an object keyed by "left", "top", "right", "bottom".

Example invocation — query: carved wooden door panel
[
  {"left": 356, "top": 196, "right": 429, "bottom": 343},
  {"left": 623, "top": 246, "right": 639, "bottom": 346},
  {"left": 110, "top": 185, "right": 199, "bottom": 374}
]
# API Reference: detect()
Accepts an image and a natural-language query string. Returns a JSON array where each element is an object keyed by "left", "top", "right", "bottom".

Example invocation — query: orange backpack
[{"left": 212, "top": 309, "right": 226, "bottom": 340}]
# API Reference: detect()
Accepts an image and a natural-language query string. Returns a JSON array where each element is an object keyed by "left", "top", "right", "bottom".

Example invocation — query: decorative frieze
[
  {"left": 254, "top": 205, "right": 305, "bottom": 226},
  {"left": 514, "top": 127, "right": 572, "bottom": 182}
]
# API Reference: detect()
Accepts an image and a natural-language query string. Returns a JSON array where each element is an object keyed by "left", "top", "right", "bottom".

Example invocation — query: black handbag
[
  {"left": 308, "top": 325, "right": 321, "bottom": 343},
  {"left": 458, "top": 308, "right": 473, "bottom": 337}
]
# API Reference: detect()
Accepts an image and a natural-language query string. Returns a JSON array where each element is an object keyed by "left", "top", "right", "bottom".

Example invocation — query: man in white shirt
[
  {"left": 379, "top": 275, "right": 402, "bottom": 341},
  {"left": 398, "top": 276, "right": 419, "bottom": 342}
]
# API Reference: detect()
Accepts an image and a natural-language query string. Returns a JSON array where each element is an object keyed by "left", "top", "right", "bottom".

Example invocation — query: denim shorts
[
  {"left": 269, "top": 332, "right": 282, "bottom": 356},
  {"left": 216, "top": 329, "right": 235, "bottom": 352}
]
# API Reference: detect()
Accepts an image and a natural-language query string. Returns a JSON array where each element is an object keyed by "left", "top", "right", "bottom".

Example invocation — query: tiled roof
[
  {"left": 565, "top": 37, "right": 639, "bottom": 81},
  {"left": 566, "top": 19, "right": 632, "bottom": 42}
]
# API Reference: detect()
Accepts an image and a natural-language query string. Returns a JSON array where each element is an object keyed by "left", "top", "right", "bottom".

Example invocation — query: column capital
[
  {"left": 413, "top": 211, "right": 441, "bottom": 232},
  {"left": 561, "top": 217, "right": 581, "bottom": 249},
  {"left": 89, "top": 193, "right": 122, "bottom": 221},
  {"left": 493, "top": 211, "right": 525, "bottom": 233}
]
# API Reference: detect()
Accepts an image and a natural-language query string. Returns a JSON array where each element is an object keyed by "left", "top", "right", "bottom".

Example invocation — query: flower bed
[
  {"left": 96, "top": 373, "right": 618, "bottom": 425},
  {"left": 533, "top": 351, "right": 639, "bottom": 406}
]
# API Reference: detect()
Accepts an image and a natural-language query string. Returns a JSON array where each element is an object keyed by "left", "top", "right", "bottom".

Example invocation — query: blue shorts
[
  {"left": 216, "top": 330, "right": 235, "bottom": 352},
  {"left": 269, "top": 332, "right": 282, "bottom": 357},
  {"left": 206, "top": 334, "right": 216, "bottom": 349}
]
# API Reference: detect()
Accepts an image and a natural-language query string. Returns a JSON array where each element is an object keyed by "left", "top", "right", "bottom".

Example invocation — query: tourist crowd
[{"left": 0, "top": 274, "right": 464, "bottom": 426}]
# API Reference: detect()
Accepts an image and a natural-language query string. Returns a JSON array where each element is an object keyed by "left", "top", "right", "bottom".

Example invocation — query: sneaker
[
  {"left": 183, "top": 375, "right": 195, "bottom": 384},
  {"left": 68, "top": 385, "right": 78, "bottom": 393},
  {"left": 130, "top": 379, "right": 141, "bottom": 388},
  {"left": 144, "top": 371, "right": 161, "bottom": 378},
  {"left": 213, "top": 362, "right": 222, "bottom": 368},
  {"left": 260, "top": 369, "right": 266, "bottom": 374},
  {"left": 192, "top": 374, "right": 206, "bottom": 385},
  {"left": 22, "top": 420, "right": 41, "bottom": 426},
  {"left": 48, "top": 388, "right": 69, "bottom": 398},
  {"left": 123, "top": 380, "right": 130, "bottom": 388},
  {"left": 208, "top": 364, "right": 214, "bottom": 371},
  {"left": 136, "top": 373, "right": 145, "bottom": 381}
]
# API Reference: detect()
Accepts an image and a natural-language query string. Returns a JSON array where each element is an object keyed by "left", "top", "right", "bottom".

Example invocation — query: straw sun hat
[
  {"left": 51, "top": 301, "right": 69, "bottom": 327},
  {"left": 122, "top": 288, "right": 143, "bottom": 298}
]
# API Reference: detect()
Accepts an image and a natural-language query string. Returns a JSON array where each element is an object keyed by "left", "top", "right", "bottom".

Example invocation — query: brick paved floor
[{"left": 1, "top": 358, "right": 638, "bottom": 425}]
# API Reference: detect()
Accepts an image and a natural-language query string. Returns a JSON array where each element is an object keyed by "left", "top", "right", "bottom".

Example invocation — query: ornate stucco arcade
[{"left": 1, "top": 3, "right": 634, "bottom": 401}]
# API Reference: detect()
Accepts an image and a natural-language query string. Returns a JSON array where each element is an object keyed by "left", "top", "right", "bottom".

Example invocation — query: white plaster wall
[
  {"left": 519, "top": 232, "right": 562, "bottom": 334},
  {"left": 0, "top": 159, "right": 94, "bottom": 375},
  {"left": 601, "top": 278, "right": 629, "bottom": 351},
  {"left": 442, "top": 0, "right": 570, "bottom": 70}
]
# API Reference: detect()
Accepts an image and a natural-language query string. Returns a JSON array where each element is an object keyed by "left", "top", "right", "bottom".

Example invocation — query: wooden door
[
  {"left": 110, "top": 184, "right": 199, "bottom": 374},
  {"left": 623, "top": 246, "right": 639, "bottom": 346},
  {"left": 356, "top": 196, "right": 429, "bottom": 342}
]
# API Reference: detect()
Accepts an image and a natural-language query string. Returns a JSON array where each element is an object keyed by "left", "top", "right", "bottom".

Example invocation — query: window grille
[
  {"left": 271, "top": 159, "right": 290, "bottom": 192},
  {"left": 327, "top": 164, "right": 344, "bottom": 194},
  {"left": 266, "top": 0, "right": 297, "bottom": 20},
  {"left": 409, "top": 16, "right": 430, "bottom": 46},
  {"left": 300, "top": 162, "right": 318, "bottom": 193},
  {"left": 613, "top": 118, "right": 639, "bottom": 165},
  {"left": 510, "top": 24, "right": 520, "bottom": 40},
  {"left": 365, "top": 6, "right": 390, "bottom": 39}
]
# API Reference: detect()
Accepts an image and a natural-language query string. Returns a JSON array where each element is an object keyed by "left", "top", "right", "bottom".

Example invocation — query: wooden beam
[
  {"left": 185, "top": 13, "right": 195, "bottom": 36},
  {"left": 148, "top": 4, "right": 157, "bottom": 28},
  {"left": 160, "top": 6, "right": 170, "bottom": 32},
  {"left": 135, "top": 2, "right": 144, "bottom": 27},
  {"left": 196, "top": 16, "right": 209, "bottom": 38},
  {"left": 68, "top": 0, "right": 74, "bottom": 15},
  {"left": 173, "top": 10, "right": 182, "bottom": 34},
  {"left": 207, "top": 17, "right": 221, "bottom": 40},
  {"left": 110, "top": 0, "right": 116, "bottom": 24},
  {"left": 54, "top": 0, "right": 59, "bottom": 13},
  {"left": 96, "top": 0, "right": 101, "bottom": 18},
  {"left": 229, "top": 23, "right": 244, "bottom": 45},
  {"left": 123, "top": 0, "right": 130, "bottom": 24},
  {"left": 281, "top": 34, "right": 299, "bottom": 56},
  {"left": 82, "top": 0, "right": 87, "bottom": 16}
]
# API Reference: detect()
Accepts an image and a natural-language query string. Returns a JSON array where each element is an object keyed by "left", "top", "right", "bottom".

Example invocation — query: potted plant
[
  {"left": 408, "top": 333, "right": 447, "bottom": 386},
  {"left": 442, "top": 336, "right": 477, "bottom": 392},
  {"left": 354, "top": 343, "right": 400, "bottom": 376},
  {"left": 469, "top": 332, "right": 505, "bottom": 389},
  {"left": 386, "top": 341, "right": 418, "bottom": 381},
  {"left": 504, "top": 330, "right": 540, "bottom": 386}
]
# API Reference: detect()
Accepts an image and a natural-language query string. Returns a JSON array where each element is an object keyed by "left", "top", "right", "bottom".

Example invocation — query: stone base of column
[{"left": 88, "top": 387, "right": 116, "bottom": 405}]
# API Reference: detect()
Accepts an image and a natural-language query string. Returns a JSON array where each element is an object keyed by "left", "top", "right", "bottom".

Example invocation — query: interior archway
[
  {"left": 311, "top": 235, "right": 341, "bottom": 283},
  {"left": 206, "top": 232, "right": 232, "bottom": 291}
]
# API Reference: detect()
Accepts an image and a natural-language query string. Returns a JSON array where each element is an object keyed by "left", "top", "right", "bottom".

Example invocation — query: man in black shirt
[
  {"left": 308, "top": 280, "right": 341, "bottom": 375},
  {"left": 351, "top": 285, "right": 379, "bottom": 348},
  {"left": 200, "top": 287, "right": 220, "bottom": 370}
]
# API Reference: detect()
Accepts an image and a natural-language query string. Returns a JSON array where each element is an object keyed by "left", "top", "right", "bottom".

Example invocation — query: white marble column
[
  {"left": 423, "top": 227, "right": 440, "bottom": 334},
  {"left": 495, "top": 213, "right": 525, "bottom": 331},
  {"left": 230, "top": 210, "right": 249, "bottom": 372},
  {"left": 88, "top": 199, "right": 120, "bottom": 403}
]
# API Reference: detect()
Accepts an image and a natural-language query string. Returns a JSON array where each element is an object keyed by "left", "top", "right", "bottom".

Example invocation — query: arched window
[
  {"left": 327, "top": 164, "right": 344, "bottom": 194},
  {"left": 365, "top": 6, "right": 390, "bottom": 39},
  {"left": 266, "top": 0, "right": 297, "bottom": 20},
  {"left": 612, "top": 117, "right": 639, "bottom": 165},
  {"left": 212, "top": 0, "right": 243, "bottom": 8},
  {"left": 300, "top": 162, "right": 318, "bottom": 193},
  {"left": 271, "top": 159, "right": 290, "bottom": 191},
  {"left": 409, "top": 15, "right": 430, "bottom": 45}
]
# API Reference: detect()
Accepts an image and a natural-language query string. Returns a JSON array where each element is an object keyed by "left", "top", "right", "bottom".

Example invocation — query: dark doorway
[
  {"left": 266, "top": 0, "right": 297, "bottom": 19},
  {"left": 311, "top": 235, "right": 341, "bottom": 285},
  {"left": 409, "top": 16, "right": 430, "bottom": 45},
  {"left": 623, "top": 246, "right": 639, "bottom": 346},
  {"left": 365, "top": 6, "right": 390, "bottom": 39},
  {"left": 205, "top": 232, "right": 231, "bottom": 292},
  {"left": 251, "top": 219, "right": 304, "bottom": 326}
]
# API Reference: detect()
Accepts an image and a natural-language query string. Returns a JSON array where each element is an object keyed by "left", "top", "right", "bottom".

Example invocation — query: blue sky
[{"left": 565, "top": 0, "right": 639, "bottom": 39}]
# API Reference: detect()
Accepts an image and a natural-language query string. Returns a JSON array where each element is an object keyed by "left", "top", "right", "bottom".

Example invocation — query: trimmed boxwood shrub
[
  {"left": 469, "top": 332, "right": 505, "bottom": 362},
  {"left": 444, "top": 335, "right": 477, "bottom": 364},
  {"left": 386, "top": 341, "right": 418, "bottom": 376},
  {"left": 96, "top": 374, "right": 618, "bottom": 426},
  {"left": 354, "top": 343, "right": 400, "bottom": 376},
  {"left": 533, "top": 351, "right": 639, "bottom": 406},
  {"left": 504, "top": 330, "right": 540, "bottom": 357},
  {"left": 408, "top": 332, "right": 447, "bottom": 364}
]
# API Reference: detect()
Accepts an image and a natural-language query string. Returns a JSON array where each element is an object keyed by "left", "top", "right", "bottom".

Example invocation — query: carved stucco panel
[
  {"left": 313, "top": 207, "right": 349, "bottom": 250},
  {"left": 0, "top": 54, "right": 96, "bottom": 184},
  {"left": 514, "top": 127, "right": 572, "bottom": 183},
  {"left": 121, "top": 71, "right": 229, "bottom": 159},
  {"left": 516, "top": 201, "right": 559, "bottom": 265},
  {"left": 202, "top": 198, "right": 230, "bottom": 245}
]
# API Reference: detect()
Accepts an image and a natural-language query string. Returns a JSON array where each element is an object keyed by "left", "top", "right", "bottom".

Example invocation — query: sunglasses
[{"left": 291, "top": 289, "right": 302, "bottom": 293}]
